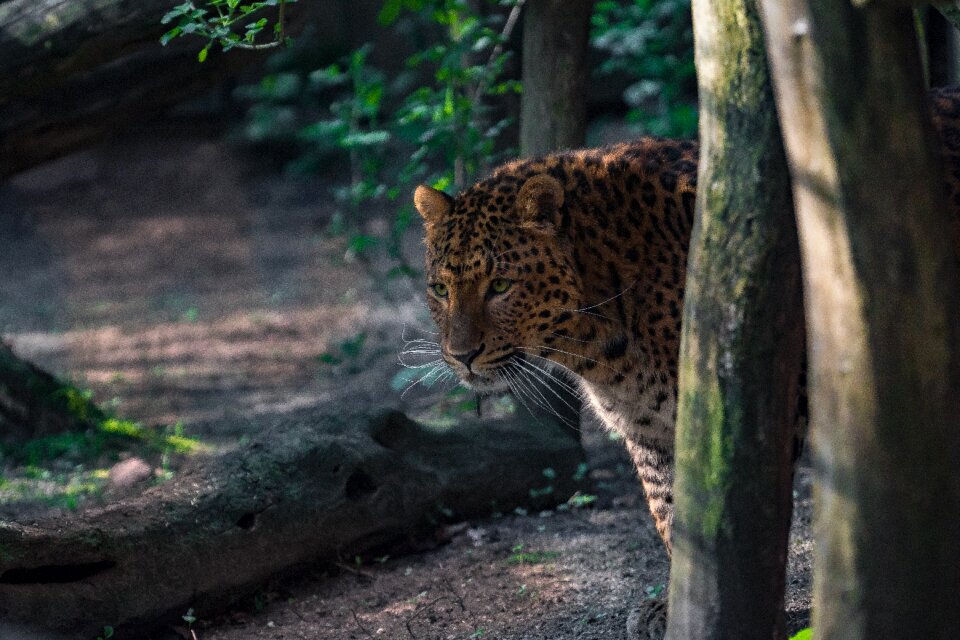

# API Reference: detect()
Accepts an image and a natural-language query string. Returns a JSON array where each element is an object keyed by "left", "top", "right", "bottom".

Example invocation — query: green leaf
[
  {"left": 340, "top": 131, "right": 391, "bottom": 148},
  {"left": 198, "top": 46, "right": 209, "bottom": 62},
  {"left": 378, "top": 0, "right": 403, "bottom": 26},
  {"left": 160, "top": 26, "right": 182, "bottom": 46},
  {"left": 789, "top": 630, "right": 812, "bottom": 640}
]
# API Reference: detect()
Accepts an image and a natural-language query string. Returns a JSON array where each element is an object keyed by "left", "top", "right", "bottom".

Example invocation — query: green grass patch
[
  {"left": 507, "top": 544, "right": 561, "bottom": 565},
  {"left": 3, "top": 418, "right": 208, "bottom": 467}
]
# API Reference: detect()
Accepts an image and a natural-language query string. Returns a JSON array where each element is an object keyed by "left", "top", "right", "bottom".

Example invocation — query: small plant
[
  {"left": 96, "top": 626, "right": 113, "bottom": 640},
  {"left": 567, "top": 491, "right": 598, "bottom": 508},
  {"left": 644, "top": 583, "right": 665, "bottom": 599},
  {"left": 161, "top": 0, "right": 296, "bottom": 61},
  {"left": 528, "top": 467, "right": 557, "bottom": 499},
  {"left": 182, "top": 608, "right": 199, "bottom": 639},
  {"left": 507, "top": 543, "right": 560, "bottom": 565}
]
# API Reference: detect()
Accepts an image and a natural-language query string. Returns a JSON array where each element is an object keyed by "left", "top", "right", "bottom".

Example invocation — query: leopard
[
  {"left": 412, "top": 86, "right": 960, "bottom": 633},
  {"left": 414, "top": 136, "right": 695, "bottom": 554}
]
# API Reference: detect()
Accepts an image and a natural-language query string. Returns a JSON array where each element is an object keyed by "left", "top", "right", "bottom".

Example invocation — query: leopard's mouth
[
  {"left": 452, "top": 351, "right": 516, "bottom": 394},
  {"left": 459, "top": 372, "right": 510, "bottom": 394}
]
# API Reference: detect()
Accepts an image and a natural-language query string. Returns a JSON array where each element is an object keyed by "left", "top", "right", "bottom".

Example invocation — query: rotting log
[
  {"left": 761, "top": 1, "right": 960, "bottom": 637},
  {"left": 663, "top": 0, "right": 801, "bottom": 638},
  {"left": 0, "top": 405, "right": 586, "bottom": 638},
  {"left": 0, "top": 0, "right": 317, "bottom": 178}
]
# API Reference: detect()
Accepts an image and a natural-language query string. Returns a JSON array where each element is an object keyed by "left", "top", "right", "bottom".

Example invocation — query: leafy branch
[{"left": 160, "top": 0, "right": 295, "bottom": 62}]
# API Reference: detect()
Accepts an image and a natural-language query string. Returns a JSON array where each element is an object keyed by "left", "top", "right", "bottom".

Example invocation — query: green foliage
[
  {"left": 390, "top": 0, "right": 522, "bottom": 191},
  {"left": 96, "top": 626, "right": 114, "bottom": 640},
  {"left": 317, "top": 332, "right": 368, "bottom": 373},
  {"left": 161, "top": 0, "right": 296, "bottom": 60},
  {"left": 789, "top": 630, "right": 812, "bottom": 640},
  {"left": 233, "top": 0, "right": 522, "bottom": 277},
  {"left": 591, "top": 0, "right": 697, "bottom": 137},
  {"left": 2, "top": 414, "right": 205, "bottom": 467}
]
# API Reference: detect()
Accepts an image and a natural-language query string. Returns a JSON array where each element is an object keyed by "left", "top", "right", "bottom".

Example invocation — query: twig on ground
[
  {"left": 351, "top": 608, "right": 376, "bottom": 639},
  {"left": 335, "top": 561, "right": 376, "bottom": 579}
]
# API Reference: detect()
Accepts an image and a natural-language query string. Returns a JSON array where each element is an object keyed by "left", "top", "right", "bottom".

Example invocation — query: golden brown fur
[{"left": 415, "top": 87, "right": 960, "bottom": 554}]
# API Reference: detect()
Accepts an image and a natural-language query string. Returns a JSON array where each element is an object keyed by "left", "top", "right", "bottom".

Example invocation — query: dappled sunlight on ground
[
  {"left": 0, "top": 122, "right": 425, "bottom": 429},
  {"left": 0, "top": 123, "right": 811, "bottom": 639}
]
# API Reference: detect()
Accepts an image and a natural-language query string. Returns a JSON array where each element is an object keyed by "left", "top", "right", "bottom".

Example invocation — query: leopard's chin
[{"left": 459, "top": 370, "right": 510, "bottom": 394}]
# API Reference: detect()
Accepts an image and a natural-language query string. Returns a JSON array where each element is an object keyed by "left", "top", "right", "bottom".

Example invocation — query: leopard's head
[{"left": 414, "top": 173, "right": 583, "bottom": 392}]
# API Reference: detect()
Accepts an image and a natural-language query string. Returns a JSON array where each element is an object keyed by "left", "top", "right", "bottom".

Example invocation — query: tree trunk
[
  {"left": 664, "top": 1, "right": 802, "bottom": 638},
  {"left": 0, "top": 341, "right": 101, "bottom": 443},
  {"left": 515, "top": 0, "right": 592, "bottom": 435},
  {"left": 519, "top": 0, "right": 593, "bottom": 156},
  {"left": 0, "top": 407, "right": 586, "bottom": 638},
  {"left": 0, "top": 0, "right": 315, "bottom": 178},
  {"left": 761, "top": 3, "right": 960, "bottom": 637}
]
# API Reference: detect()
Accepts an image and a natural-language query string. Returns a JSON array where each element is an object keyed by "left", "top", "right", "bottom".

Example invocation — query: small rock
[{"left": 108, "top": 457, "right": 152, "bottom": 491}]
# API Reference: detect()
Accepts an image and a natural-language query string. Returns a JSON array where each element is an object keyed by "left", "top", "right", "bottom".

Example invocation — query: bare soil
[{"left": 0, "top": 121, "right": 811, "bottom": 639}]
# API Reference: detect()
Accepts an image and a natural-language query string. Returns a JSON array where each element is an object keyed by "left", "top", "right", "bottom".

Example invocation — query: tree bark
[
  {"left": 0, "top": 0, "right": 315, "bottom": 178},
  {"left": 761, "top": 3, "right": 960, "bottom": 638},
  {"left": 515, "top": 0, "right": 592, "bottom": 436},
  {"left": 519, "top": 0, "right": 593, "bottom": 156},
  {"left": 0, "top": 407, "right": 586, "bottom": 638},
  {"left": 664, "top": 1, "right": 801, "bottom": 638}
]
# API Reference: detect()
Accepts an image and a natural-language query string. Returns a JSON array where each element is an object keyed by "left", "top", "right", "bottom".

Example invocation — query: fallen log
[
  {"left": 0, "top": 405, "right": 586, "bottom": 637},
  {"left": 0, "top": 0, "right": 318, "bottom": 178}
]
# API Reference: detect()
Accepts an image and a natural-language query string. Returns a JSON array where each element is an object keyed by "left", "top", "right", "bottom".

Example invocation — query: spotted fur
[{"left": 414, "top": 88, "right": 960, "bottom": 555}]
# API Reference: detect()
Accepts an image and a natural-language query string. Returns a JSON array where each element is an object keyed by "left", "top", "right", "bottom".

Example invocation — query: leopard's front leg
[{"left": 624, "top": 437, "right": 675, "bottom": 554}]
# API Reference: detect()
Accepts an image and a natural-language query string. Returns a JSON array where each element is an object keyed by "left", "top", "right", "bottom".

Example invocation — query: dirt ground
[{"left": 0, "top": 121, "right": 811, "bottom": 639}]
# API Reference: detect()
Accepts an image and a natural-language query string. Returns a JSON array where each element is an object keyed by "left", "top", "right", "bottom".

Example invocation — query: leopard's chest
[{"left": 579, "top": 370, "right": 676, "bottom": 447}]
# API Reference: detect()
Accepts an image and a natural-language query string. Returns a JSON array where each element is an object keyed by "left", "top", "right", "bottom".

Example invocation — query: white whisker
[
  {"left": 518, "top": 344, "right": 622, "bottom": 376},
  {"left": 573, "top": 277, "right": 640, "bottom": 313},
  {"left": 513, "top": 356, "right": 583, "bottom": 399}
]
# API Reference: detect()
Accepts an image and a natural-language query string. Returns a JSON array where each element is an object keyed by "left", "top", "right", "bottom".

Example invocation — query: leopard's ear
[
  {"left": 414, "top": 185, "right": 454, "bottom": 229},
  {"left": 516, "top": 174, "right": 564, "bottom": 234}
]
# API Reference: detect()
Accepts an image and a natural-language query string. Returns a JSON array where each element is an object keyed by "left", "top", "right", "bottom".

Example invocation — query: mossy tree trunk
[
  {"left": 519, "top": 0, "right": 593, "bottom": 156},
  {"left": 664, "top": 0, "right": 802, "bottom": 638},
  {"left": 761, "top": 2, "right": 960, "bottom": 637}
]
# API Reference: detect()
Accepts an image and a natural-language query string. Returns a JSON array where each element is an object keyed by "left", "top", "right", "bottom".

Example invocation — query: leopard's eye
[
  {"left": 490, "top": 278, "right": 511, "bottom": 295},
  {"left": 431, "top": 282, "right": 449, "bottom": 298}
]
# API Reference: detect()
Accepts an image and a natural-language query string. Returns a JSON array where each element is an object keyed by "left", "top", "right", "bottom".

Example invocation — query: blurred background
[{"left": 0, "top": 0, "right": 704, "bottom": 511}]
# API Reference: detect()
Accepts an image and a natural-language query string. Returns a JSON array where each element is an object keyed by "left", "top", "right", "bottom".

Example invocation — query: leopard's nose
[{"left": 447, "top": 343, "right": 484, "bottom": 369}]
